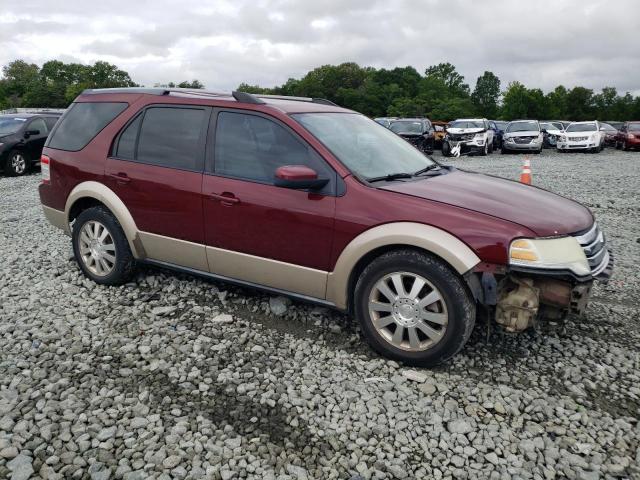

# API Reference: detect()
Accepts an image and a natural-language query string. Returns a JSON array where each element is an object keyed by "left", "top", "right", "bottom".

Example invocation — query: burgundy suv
[{"left": 39, "top": 88, "right": 613, "bottom": 366}]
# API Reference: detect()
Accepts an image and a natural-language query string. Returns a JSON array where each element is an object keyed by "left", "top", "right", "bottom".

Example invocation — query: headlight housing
[
  {"left": 474, "top": 133, "right": 485, "bottom": 140},
  {"left": 560, "top": 135, "right": 567, "bottom": 142},
  {"left": 509, "top": 237, "right": 590, "bottom": 276}
]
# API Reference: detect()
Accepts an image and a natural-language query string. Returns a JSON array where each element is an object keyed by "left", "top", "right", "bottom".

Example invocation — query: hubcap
[
  {"left": 11, "top": 153, "right": 26, "bottom": 174},
  {"left": 368, "top": 272, "right": 448, "bottom": 352},
  {"left": 78, "top": 221, "right": 116, "bottom": 277}
]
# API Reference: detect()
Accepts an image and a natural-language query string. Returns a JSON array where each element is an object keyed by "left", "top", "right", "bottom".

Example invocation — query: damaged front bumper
[{"left": 470, "top": 250, "right": 614, "bottom": 333}]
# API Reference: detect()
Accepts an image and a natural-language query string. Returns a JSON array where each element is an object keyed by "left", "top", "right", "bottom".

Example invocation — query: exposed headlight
[
  {"left": 560, "top": 135, "right": 567, "bottom": 142},
  {"left": 509, "top": 237, "right": 590, "bottom": 276}
]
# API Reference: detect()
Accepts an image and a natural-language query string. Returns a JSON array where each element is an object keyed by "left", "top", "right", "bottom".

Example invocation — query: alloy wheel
[
  {"left": 78, "top": 220, "right": 117, "bottom": 277},
  {"left": 368, "top": 272, "right": 448, "bottom": 352},
  {"left": 11, "top": 153, "right": 27, "bottom": 175}
]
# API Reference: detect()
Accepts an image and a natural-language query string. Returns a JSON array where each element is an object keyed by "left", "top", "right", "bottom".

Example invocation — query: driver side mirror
[
  {"left": 274, "top": 165, "right": 328, "bottom": 190},
  {"left": 24, "top": 129, "right": 40, "bottom": 138}
]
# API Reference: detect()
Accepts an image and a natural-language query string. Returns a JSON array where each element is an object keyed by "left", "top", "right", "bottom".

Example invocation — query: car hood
[
  {"left": 504, "top": 130, "right": 540, "bottom": 138},
  {"left": 565, "top": 131, "right": 597, "bottom": 138},
  {"left": 395, "top": 132, "right": 423, "bottom": 137},
  {"left": 447, "top": 127, "right": 485, "bottom": 135},
  {"left": 380, "top": 169, "right": 593, "bottom": 237}
]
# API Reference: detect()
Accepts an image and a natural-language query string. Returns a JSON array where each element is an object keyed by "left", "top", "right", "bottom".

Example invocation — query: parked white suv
[
  {"left": 443, "top": 118, "right": 494, "bottom": 157},
  {"left": 557, "top": 121, "right": 605, "bottom": 153}
]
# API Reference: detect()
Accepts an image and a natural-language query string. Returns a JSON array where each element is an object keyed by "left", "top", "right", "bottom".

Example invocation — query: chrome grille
[
  {"left": 449, "top": 133, "right": 475, "bottom": 141},
  {"left": 574, "top": 223, "right": 610, "bottom": 277},
  {"left": 514, "top": 136, "right": 537, "bottom": 144}
]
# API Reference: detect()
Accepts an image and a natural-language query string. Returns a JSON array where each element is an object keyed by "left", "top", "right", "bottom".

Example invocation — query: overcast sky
[{"left": 1, "top": 0, "right": 639, "bottom": 95}]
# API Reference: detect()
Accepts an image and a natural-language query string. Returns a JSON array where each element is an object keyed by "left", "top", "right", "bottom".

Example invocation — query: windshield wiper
[
  {"left": 413, "top": 164, "right": 441, "bottom": 176},
  {"left": 366, "top": 172, "right": 413, "bottom": 183}
]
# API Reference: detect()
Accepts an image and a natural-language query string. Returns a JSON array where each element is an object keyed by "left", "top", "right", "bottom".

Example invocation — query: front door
[
  {"left": 202, "top": 109, "right": 338, "bottom": 299},
  {"left": 25, "top": 117, "right": 49, "bottom": 161},
  {"left": 105, "top": 105, "right": 210, "bottom": 270}
]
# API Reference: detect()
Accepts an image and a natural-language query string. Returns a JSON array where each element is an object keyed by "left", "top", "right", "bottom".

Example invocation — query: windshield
[
  {"left": 0, "top": 117, "right": 27, "bottom": 135},
  {"left": 449, "top": 120, "right": 484, "bottom": 129},
  {"left": 390, "top": 120, "right": 423, "bottom": 134},
  {"left": 629, "top": 123, "right": 640, "bottom": 132},
  {"left": 599, "top": 123, "right": 617, "bottom": 132},
  {"left": 566, "top": 123, "right": 597, "bottom": 132},
  {"left": 293, "top": 113, "right": 436, "bottom": 180},
  {"left": 494, "top": 121, "right": 509, "bottom": 130},
  {"left": 507, "top": 121, "right": 539, "bottom": 133}
]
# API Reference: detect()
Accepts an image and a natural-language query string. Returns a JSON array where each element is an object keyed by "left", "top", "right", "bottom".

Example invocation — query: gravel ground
[{"left": 1, "top": 148, "right": 639, "bottom": 480}]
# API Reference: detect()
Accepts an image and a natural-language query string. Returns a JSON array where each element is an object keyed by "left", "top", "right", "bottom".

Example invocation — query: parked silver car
[{"left": 501, "top": 120, "right": 543, "bottom": 154}]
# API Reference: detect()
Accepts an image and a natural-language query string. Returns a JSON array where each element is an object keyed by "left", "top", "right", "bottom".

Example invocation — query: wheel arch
[
  {"left": 64, "top": 181, "right": 145, "bottom": 258},
  {"left": 325, "top": 222, "right": 481, "bottom": 310}
]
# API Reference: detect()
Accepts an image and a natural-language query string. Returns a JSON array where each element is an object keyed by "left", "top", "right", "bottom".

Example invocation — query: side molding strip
[
  {"left": 145, "top": 259, "right": 337, "bottom": 309},
  {"left": 206, "top": 246, "right": 328, "bottom": 300}
]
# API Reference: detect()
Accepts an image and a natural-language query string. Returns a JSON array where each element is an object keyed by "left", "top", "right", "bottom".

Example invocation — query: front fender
[{"left": 325, "top": 222, "right": 481, "bottom": 309}]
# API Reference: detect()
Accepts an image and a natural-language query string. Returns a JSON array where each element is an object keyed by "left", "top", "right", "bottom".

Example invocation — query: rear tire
[
  {"left": 72, "top": 206, "right": 136, "bottom": 285},
  {"left": 501, "top": 147, "right": 509, "bottom": 154},
  {"left": 354, "top": 249, "right": 475, "bottom": 367},
  {"left": 4, "top": 150, "right": 29, "bottom": 177}
]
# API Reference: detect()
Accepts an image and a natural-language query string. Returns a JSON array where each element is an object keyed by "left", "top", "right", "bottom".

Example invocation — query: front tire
[
  {"left": 442, "top": 141, "right": 452, "bottom": 157},
  {"left": 72, "top": 206, "right": 136, "bottom": 285},
  {"left": 354, "top": 249, "right": 475, "bottom": 367},
  {"left": 622, "top": 141, "right": 629, "bottom": 151},
  {"left": 4, "top": 150, "right": 29, "bottom": 177},
  {"left": 480, "top": 142, "right": 489, "bottom": 156}
]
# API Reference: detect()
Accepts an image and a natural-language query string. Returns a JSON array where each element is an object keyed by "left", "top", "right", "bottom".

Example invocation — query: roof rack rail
[
  {"left": 232, "top": 91, "right": 265, "bottom": 104},
  {"left": 252, "top": 94, "right": 337, "bottom": 106},
  {"left": 80, "top": 87, "right": 339, "bottom": 107}
]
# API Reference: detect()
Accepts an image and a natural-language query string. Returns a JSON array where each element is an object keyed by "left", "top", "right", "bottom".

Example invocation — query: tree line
[
  {"left": 238, "top": 62, "right": 640, "bottom": 121},
  {"left": 0, "top": 59, "right": 204, "bottom": 110},
  {"left": 2, "top": 59, "right": 639, "bottom": 121}
]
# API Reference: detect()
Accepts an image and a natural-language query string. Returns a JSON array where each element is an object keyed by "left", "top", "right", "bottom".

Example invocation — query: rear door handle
[
  {"left": 108, "top": 172, "right": 131, "bottom": 184},
  {"left": 209, "top": 192, "right": 239, "bottom": 205}
]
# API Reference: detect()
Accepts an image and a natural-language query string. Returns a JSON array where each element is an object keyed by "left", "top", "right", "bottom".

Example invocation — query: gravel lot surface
[{"left": 1, "top": 148, "right": 639, "bottom": 480}]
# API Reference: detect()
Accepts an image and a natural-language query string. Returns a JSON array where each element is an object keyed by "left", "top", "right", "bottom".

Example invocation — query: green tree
[
  {"left": 471, "top": 71, "right": 501, "bottom": 118},
  {"left": 424, "top": 63, "right": 470, "bottom": 97},
  {"left": 565, "top": 86, "right": 593, "bottom": 121},
  {"left": 500, "top": 81, "right": 530, "bottom": 119}
]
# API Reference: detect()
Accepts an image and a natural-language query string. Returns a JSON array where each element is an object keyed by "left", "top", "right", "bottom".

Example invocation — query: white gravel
[{"left": 1, "top": 149, "right": 639, "bottom": 479}]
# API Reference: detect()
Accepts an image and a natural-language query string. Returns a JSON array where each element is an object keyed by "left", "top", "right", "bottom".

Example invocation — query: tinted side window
[
  {"left": 28, "top": 118, "right": 48, "bottom": 134},
  {"left": 47, "top": 102, "right": 128, "bottom": 151},
  {"left": 44, "top": 117, "right": 59, "bottom": 131},
  {"left": 214, "top": 111, "right": 331, "bottom": 185},
  {"left": 136, "top": 107, "right": 206, "bottom": 171},
  {"left": 115, "top": 114, "right": 142, "bottom": 160}
]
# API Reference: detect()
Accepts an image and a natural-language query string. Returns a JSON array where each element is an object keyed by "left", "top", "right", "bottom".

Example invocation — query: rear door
[
  {"left": 202, "top": 109, "right": 338, "bottom": 299},
  {"left": 105, "top": 104, "right": 210, "bottom": 270}
]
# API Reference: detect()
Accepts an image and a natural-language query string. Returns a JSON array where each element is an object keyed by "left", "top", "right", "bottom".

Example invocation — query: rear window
[
  {"left": 46, "top": 102, "right": 128, "bottom": 151},
  {"left": 628, "top": 123, "right": 640, "bottom": 132}
]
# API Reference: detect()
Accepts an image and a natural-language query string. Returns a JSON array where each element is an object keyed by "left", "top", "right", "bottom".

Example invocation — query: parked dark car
[
  {"left": 389, "top": 118, "right": 435, "bottom": 154},
  {"left": 615, "top": 122, "right": 640, "bottom": 150},
  {"left": 0, "top": 113, "right": 61, "bottom": 176},
  {"left": 39, "top": 88, "right": 612, "bottom": 366},
  {"left": 605, "top": 121, "right": 624, "bottom": 131},
  {"left": 598, "top": 122, "right": 618, "bottom": 147},
  {"left": 490, "top": 120, "right": 508, "bottom": 149}
]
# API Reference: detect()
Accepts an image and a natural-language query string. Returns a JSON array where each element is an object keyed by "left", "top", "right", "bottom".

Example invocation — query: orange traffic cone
[{"left": 520, "top": 157, "right": 532, "bottom": 185}]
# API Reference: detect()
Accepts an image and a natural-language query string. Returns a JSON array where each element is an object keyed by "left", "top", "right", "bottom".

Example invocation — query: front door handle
[
  {"left": 210, "top": 192, "right": 239, "bottom": 205},
  {"left": 108, "top": 172, "right": 131, "bottom": 184}
]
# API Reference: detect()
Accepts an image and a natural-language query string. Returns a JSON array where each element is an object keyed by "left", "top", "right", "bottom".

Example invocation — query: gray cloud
[{"left": 1, "top": 0, "right": 638, "bottom": 94}]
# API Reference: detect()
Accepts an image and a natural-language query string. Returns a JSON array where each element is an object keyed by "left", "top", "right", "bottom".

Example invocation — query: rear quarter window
[{"left": 46, "top": 102, "right": 128, "bottom": 151}]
